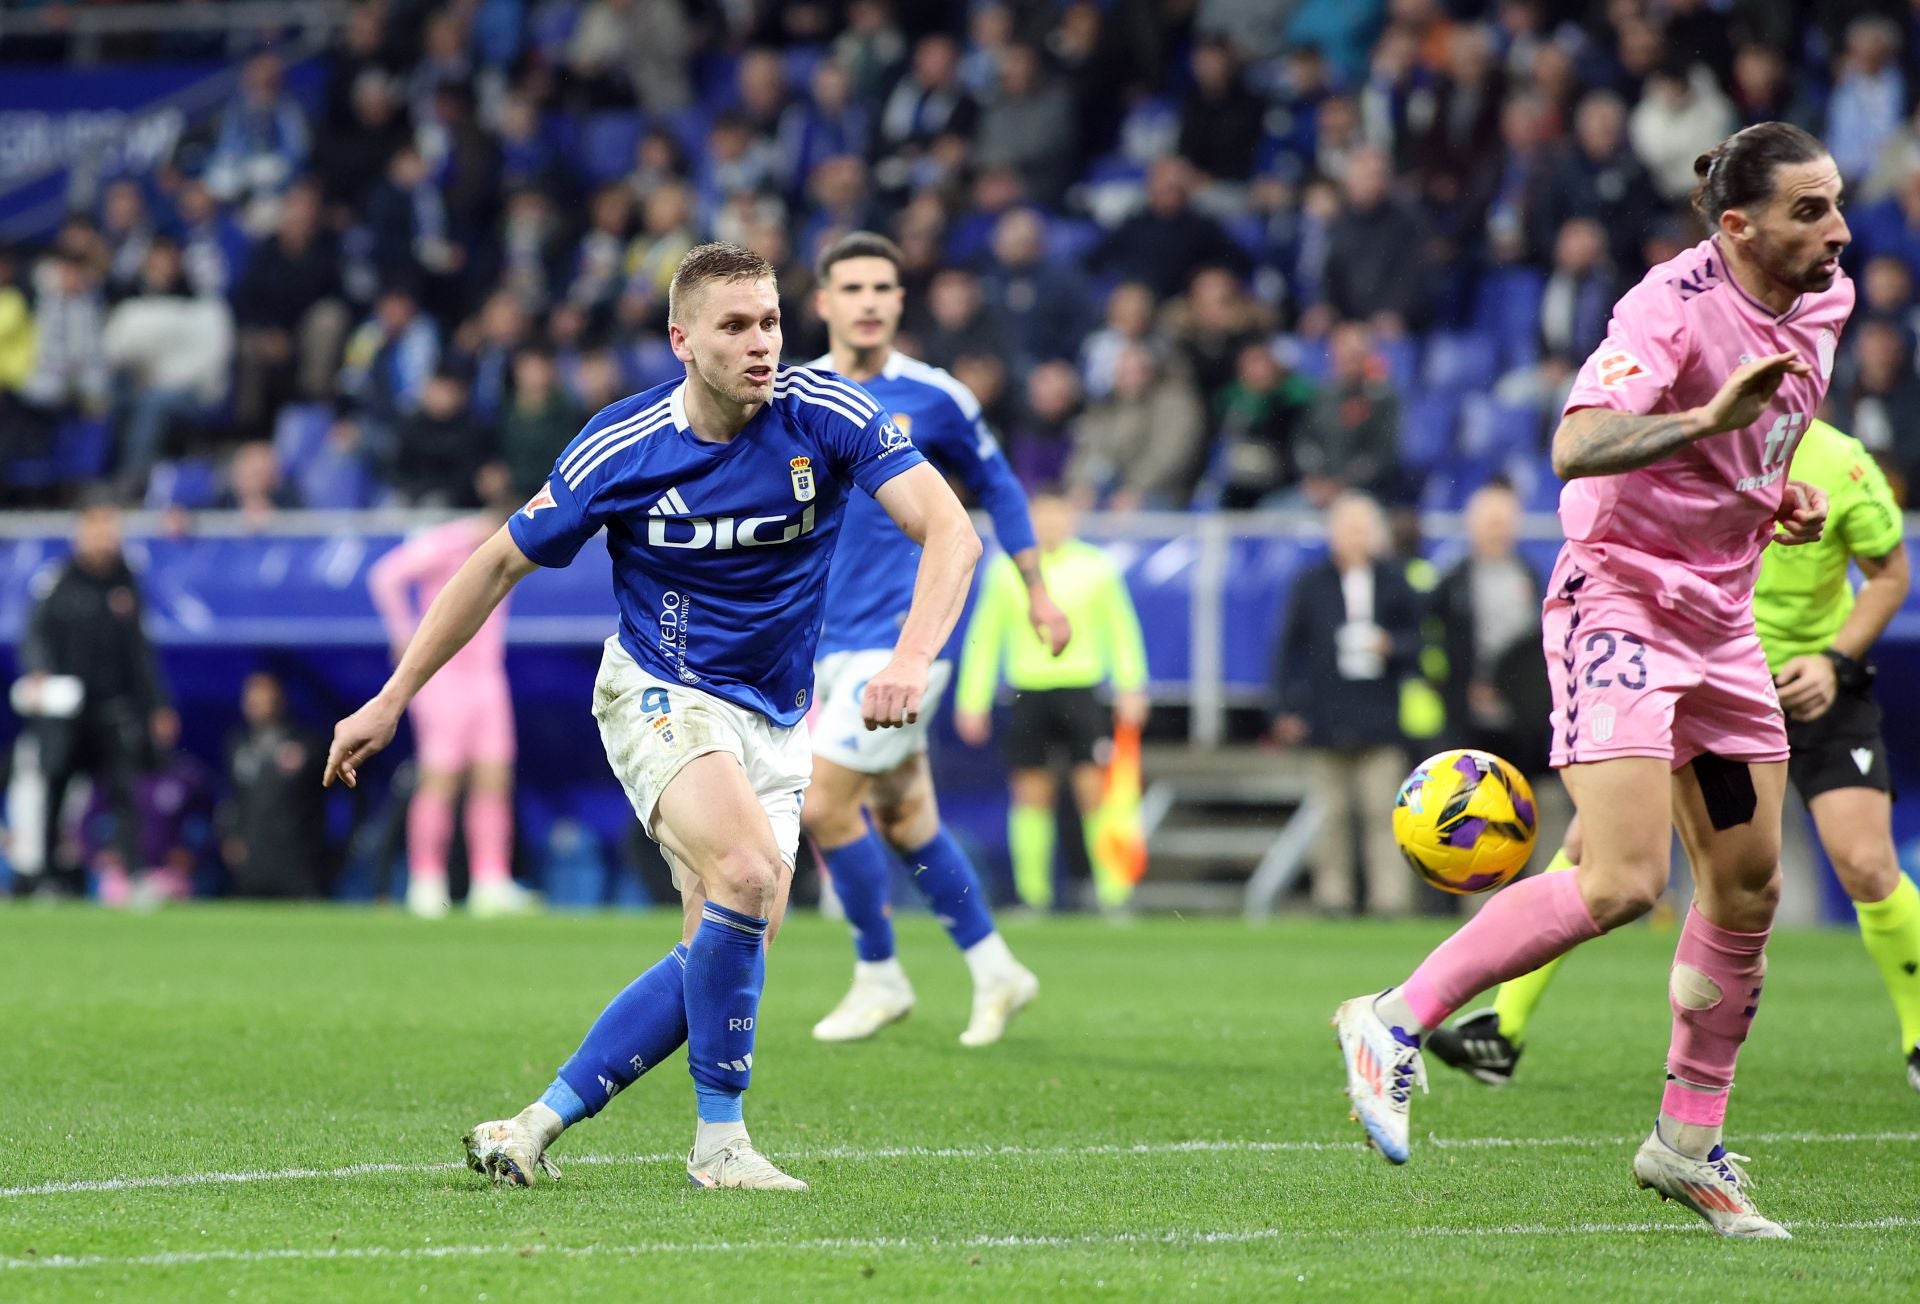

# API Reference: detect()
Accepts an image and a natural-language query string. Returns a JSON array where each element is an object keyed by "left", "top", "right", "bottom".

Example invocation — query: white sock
[
  {"left": 694, "top": 1117, "right": 749, "bottom": 1158},
  {"left": 1657, "top": 1113, "right": 1721, "bottom": 1161},
  {"left": 1372, "top": 988, "right": 1427, "bottom": 1040},
  {"left": 963, "top": 932, "right": 1018, "bottom": 986},
  {"left": 855, "top": 956, "right": 908, "bottom": 987},
  {"left": 516, "top": 1101, "right": 565, "bottom": 1148}
]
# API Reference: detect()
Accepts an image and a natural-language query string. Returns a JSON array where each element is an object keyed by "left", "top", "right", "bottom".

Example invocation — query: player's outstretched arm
[
  {"left": 1552, "top": 351, "right": 1812, "bottom": 479},
  {"left": 325, "top": 527, "right": 540, "bottom": 787},
  {"left": 865, "top": 462, "right": 983, "bottom": 729}
]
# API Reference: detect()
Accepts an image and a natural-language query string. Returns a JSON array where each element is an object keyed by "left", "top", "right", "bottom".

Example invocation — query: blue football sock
[
  {"left": 684, "top": 901, "right": 768, "bottom": 1123},
  {"left": 552, "top": 944, "right": 689, "bottom": 1122},
  {"left": 900, "top": 826, "right": 995, "bottom": 951},
  {"left": 822, "top": 827, "right": 897, "bottom": 962}
]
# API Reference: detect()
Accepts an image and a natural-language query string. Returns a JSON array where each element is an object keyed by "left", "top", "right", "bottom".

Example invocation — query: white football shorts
[{"left": 810, "top": 648, "right": 953, "bottom": 775}]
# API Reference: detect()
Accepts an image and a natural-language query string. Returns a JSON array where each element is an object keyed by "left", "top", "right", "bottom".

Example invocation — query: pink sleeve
[
  {"left": 1562, "top": 281, "right": 1690, "bottom": 418},
  {"left": 367, "top": 529, "right": 450, "bottom": 644}
]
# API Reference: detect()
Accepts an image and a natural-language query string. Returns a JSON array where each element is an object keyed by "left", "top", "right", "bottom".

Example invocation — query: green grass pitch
[{"left": 2, "top": 905, "right": 1916, "bottom": 1300}]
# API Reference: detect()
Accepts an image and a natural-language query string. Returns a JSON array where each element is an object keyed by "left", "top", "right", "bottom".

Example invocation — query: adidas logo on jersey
[{"left": 646, "top": 486, "right": 818, "bottom": 551}]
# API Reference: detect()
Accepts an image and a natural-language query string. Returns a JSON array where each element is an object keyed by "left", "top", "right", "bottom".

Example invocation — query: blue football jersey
[
  {"left": 508, "top": 368, "right": 925, "bottom": 725},
  {"left": 811, "top": 351, "right": 1037, "bottom": 657}
]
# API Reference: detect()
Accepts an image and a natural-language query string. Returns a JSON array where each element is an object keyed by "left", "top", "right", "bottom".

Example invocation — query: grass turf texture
[{"left": 2, "top": 906, "right": 1916, "bottom": 1301}]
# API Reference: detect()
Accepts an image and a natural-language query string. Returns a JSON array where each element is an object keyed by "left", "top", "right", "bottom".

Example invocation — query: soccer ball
[{"left": 1391, "top": 749, "right": 1539, "bottom": 895}]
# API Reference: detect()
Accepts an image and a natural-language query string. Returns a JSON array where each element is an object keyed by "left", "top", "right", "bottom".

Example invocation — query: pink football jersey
[
  {"left": 1560, "top": 237, "right": 1853, "bottom": 629},
  {"left": 367, "top": 517, "right": 509, "bottom": 676}
]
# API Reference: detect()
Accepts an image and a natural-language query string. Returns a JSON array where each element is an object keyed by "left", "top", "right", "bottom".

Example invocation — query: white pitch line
[
  {"left": 7, "top": 1218, "right": 1920, "bottom": 1273},
  {"left": 5, "top": 1131, "right": 1915, "bottom": 1202}
]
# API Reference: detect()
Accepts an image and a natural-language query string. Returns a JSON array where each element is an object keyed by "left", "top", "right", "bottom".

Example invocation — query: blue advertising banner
[{"left": 0, "top": 58, "right": 324, "bottom": 240}]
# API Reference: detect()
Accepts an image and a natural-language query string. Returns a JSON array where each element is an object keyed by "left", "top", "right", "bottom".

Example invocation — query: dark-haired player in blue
[
  {"left": 324, "top": 242, "right": 982, "bottom": 1192},
  {"left": 802, "top": 232, "right": 1071, "bottom": 1046}
]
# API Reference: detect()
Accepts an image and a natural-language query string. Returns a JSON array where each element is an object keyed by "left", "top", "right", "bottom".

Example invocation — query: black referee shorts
[
  {"left": 1002, "top": 687, "right": 1110, "bottom": 771},
  {"left": 1786, "top": 682, "right": 1894, "bottom": 803}
]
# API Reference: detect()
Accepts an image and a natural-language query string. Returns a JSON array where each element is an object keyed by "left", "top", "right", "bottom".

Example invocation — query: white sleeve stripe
[
  {"left": 781, "top": 366, "right": 880, "bottom": 417},
  {"left": 558, "top": 396, "right": 671, "bottom": 481},
  {"left": 565, "top": 411, "right": 674, "bottom": 487},
  {"left": 892, "top": 355, "right": 982, "bottom": 420},
  {"left": 774, "top": 383, "right": 865, "bottom": 429}
]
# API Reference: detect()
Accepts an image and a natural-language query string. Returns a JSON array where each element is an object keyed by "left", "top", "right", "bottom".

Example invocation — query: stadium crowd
[{"left": 4, "top": 0, "right": 1920, "bottom": 516}]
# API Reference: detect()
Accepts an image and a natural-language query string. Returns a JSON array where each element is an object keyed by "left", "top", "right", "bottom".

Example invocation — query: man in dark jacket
[
  {"left": 231, "top": 181, "right": 349, "bottom": 433},
  {"left": 16, "top": 499, "right": 176, "bottom": 895},
  {"left": 1428, "top": 481, "right": 1551, "bottom": 774},
  {"left": 221, "top": 671, "right": 330, "bottom": 898},
  {"left": 1270, "top": 492, "right": 1420, "bottom": 915},
  {"left": 1321, "top": 146, "right": 1432, "bottom": 336}
]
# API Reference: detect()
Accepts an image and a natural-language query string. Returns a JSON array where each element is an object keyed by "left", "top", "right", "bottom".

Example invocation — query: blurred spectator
[
  {"left": 1171, "top": 266, "right": 1271, "bottom": 408},
  {"left": 565, "top": 184, "right": 635, "bottom": 321},
  {"left": 918, "top": 267, "right": 998, "bottom": 369},
  {"left": 1830, "top": 320, "right": 1920, "bottom": 494},
  {"left": 1289, "top": 0, "right": 1391, "bottom": 87},
  {"left": 1178, "top": 37, "right": 1266, "bottom": 185},
  {"left": 1534, "top": 90, "right": 1660, "bottom": 271},
  {"left": 215, "top": 441, "right": 297, "bottom": 527},
  {"left": 980, "top": 208, "right": 1094, "bottom": 376},
  {"left": 1065, "top": 342, "right": 1206, "bottom": 510},
  {"left": 1208, "top": 340, "right": 1314, "bottom": 509},
  {"left": 1728, "top": 43, "right": 1816, "bottom": 133},
  {"left": 205, "top": 51, "right": 311, "bottom": 235},
  {"left": 100, "top": 239, "right": 234, "bottom": 494},
  {"left": 1314, "top": 147, "right": 1430, "bottom": 338},
  {"left": 1095, "top": 157, "right": 1248, "bottom": 299},
  {"left": 232, "top": 182, "right": 349, "bottom": 434},
  {"left": 779, "top": 60, "right": 872, "bottom": 199},
  {"left": 501, "top": 346, "right": 583, "bottom": 497},
  {"left": 1080, "top": 281, "right": 1160, "bottom": 401},
  {"left": 566, "top": 0, "right": 693, "bottom": 111},
  {"left": 1430, "top": 481, "right": 1549, "bottom": 773},
  {"left": 960, "top": 2, "right": 1015, "bottom": 97},
  {"left": 1828, "top": 16, "right": 1906, "bottom": 184},
  {"left": 975, "top": 43, "right": 1079, "bottom": 206},
  {"left": 1500, "top": 215, "right": 1618, "bottom": 404},
  {"left": 1308, "top": 94, "right": 1366, "bottom": 187},
  {"left": 173, "top": 177, "right": 252, "bottom": 302},
  {"left": 82, "top": 745, "right": 212, "bottom": 907},
  {"left": 420, "top": 83, "right": 501, "bottom": 255},
  {"left": 1858, "top": 255, "right": 1920, "bottom": 338},
  {"left": 338, "top": 284, "right": 441, "bottom": 456},
  {"left": 625, "top": 128, "right": 690, "bottom": 205},
  {"left": 0, "top": 247, "right": 38, "bottom": 451},
  {"left": 697, "top": 113, "right": 783, "bottom": 213},
  {"left": 20, "top": 249, "right": 110, "bottom": 422},
  {"left": 325, "top": 0, "right": 401, "bottom": 132},
  {"left": 407, "top": 8, "right": 474, "bottom": 125},
  {"left": 1268, "top": 491, "right": 1417, "bottom": 917},
  {"left": 99, "top": 179, "right": 157, "bottom": 303},
  {"left": 567, "top": 347, "right": 626, "bottom": 414},
  {"left": 1853, "top": 168, "right": 1920, "bottom": 284},
  {"left": 736, "top": 47, "right": 791, "bottom": 139},
  {"left": 454, "top": 291, "right": 531, "bottom": 427},
  {"left": 1630, "top": 59, "right": 1737, "bottom": 202},
  {"left": 17, "top": 500, "right": 177, "bottom": 897},
  {"left": 497, "top": 188, "right": 568, "bottom": 314},
  {"left": 1415, "top": 25, "right": 1506, "bottom": 216},
  {"left": 388, "top": 370, "right": 487, "bottom": 506},
  {"left": 220, "top": 671, "right": 329, "bottom": 898},
  {"left": 875, "top": 34, "right": 978, "bottom": 193},
  {"left": 1007, "top": 358, "right": 1082, "bottom": 486},
  {"left": 1050, "top": 0, "right": 1136, "bottom": 162},
  {"left": 363, "top": 144, "right": 462, "bottom": 305},
  {"left": 801, "top": 154, "right": 878, "bottom": 254},
  {"left": 1482, "top": 91, "right": 1554, "bottom": 265},
  {"left": 1358, "top": 23, "right": 1426, "bottom": 173},
  {"left": 316, "top": 70, "right": 412, "bottom": 216},
  {"left": 496, "top": 91, "right": 562, "bottom": 195},
  {"left": 1293, "top": 321, "right": 1400, "bottom": 508},
  {"left": 833, "top": 0, "right": 908, "bottom": 104}
]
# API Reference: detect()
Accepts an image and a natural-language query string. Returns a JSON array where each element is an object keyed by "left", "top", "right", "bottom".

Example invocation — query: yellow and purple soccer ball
[{"left": 1391, "top": 749, "right": 1538, "bottom": 895}]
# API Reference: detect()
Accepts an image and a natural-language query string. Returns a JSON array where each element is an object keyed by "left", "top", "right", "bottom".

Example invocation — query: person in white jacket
[
  {"left": 101, "top": 238, "right": 234, "bottom": 497},
  {"left": 1629, "top": 58, "right": 1737, "bottom": 202}
]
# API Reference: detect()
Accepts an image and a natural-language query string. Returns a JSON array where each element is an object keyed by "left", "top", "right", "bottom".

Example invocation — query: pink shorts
[
  {"left": 409, "top": 671, "right": 517, "bottom": 773},
  {"left": 1544, "top": 567, "right": 1786, "bottom": 770}
]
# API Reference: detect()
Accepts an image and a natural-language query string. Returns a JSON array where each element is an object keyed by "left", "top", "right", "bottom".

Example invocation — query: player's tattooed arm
[{"left": 1550, "top": 407, "right": 1708, "bottom": 478}]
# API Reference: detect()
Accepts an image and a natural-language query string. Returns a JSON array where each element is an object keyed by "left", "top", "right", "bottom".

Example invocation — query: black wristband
[{"left": 1822, "top": 648, "right": 1872, "bottom": 692}]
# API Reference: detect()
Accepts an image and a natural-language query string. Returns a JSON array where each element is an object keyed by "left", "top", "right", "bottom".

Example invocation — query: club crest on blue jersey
[{"left": 790, "top": 456, "right": 816, "bottom": 502}]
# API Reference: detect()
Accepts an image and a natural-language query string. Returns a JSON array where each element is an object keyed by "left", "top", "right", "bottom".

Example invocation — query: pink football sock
[
  {"left": 1397, "top": 869, "right": 1603, "bottom": 1031},
  {"left": 406, "top": 789, "right": 454, "bottom": 883},
  {"left": 464, "top": 790, "right": 515, "bottom": 887},
  {"left": 1659, "top": 905, "right": 1770, "bottom": 1132}
]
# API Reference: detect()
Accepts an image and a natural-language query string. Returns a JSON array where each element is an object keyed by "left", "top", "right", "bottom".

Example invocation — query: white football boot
[
  {"left": 406, "top": 875, "right": 451, "bottom": 920},
  {"left": 959, "top": 965, "right": 1040, "bottom": 1047},
  {"left": 687, "top": 1132, "right": 809, "bottom": 1192},
  {"left": 469, "top": 878, "right": 541, "bottom": 918},
  {"left": 463, "top": 1107, "right": 563, "bottom": 1187},
  {"left": 812, "top": 965, "right": 916, "bottom": 1042},
  {"left": 1332, "top": 994, "right": 1427, "bottom": 1164},
  {"left": 1632, "top": 1129, "right": 1790, "bottom": 1239}
]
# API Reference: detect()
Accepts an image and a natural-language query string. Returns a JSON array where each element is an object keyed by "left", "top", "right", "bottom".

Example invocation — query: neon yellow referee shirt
[
  {"left": 1753, "top": 419, "right": 1905, "bottom": 673},
  {"left": 956, "top": 540, "right": 1148, "bottom": 713}
]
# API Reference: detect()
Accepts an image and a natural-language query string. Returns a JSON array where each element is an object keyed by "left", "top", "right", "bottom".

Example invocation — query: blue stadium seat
[
  {"left": 144, "top": 458, "right": 219, "bottom": 510},
  {"left": 1472, "top": 267, "right": 1546, "bottom": 369},
  {"left": 782, "top": 45, "right": 826, "bottom": 90},
  {"left": 579, "top": 111, "right": 645, "bottom": 186},
  {"left": 1377, "top": 335, "right": 1420, "bottom": 392},
  {"left": 272, "top": 402, "right": 335, "bottom": 481},
  {"left": 1399, "top": 391, "right": 1459, "bottom": 471},
  {"left": 54, "top": 416, "right": 111, "bottom": 482},
  {"left": 297, "top": 445, "right": 375, "bottom": 509},
  {"left": 664, "top": 104, "right": 713, "bottom": 158},
  {"left": 1420, "top": 330, "right": 1500, "bottom": 395},
  {"left": 1045, "top": 217, "right": 1103, "bottom": 265}
]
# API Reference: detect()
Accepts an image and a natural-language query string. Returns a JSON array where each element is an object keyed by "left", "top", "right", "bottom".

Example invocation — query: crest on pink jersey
[
  {"left": 1591, "top": 704, "right": 1616, "bottom": 744},
  {"left": 1816, "top": 328, "right": 1836, "bottom": 380},
  {"left": 1596, "top": 349, "right": 1647, "bottom": 389}
]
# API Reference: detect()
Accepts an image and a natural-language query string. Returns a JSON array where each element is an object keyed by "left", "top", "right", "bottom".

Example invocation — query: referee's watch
[{"left": 1821, "top": 647, "right": 1873, "bottom": 693}]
